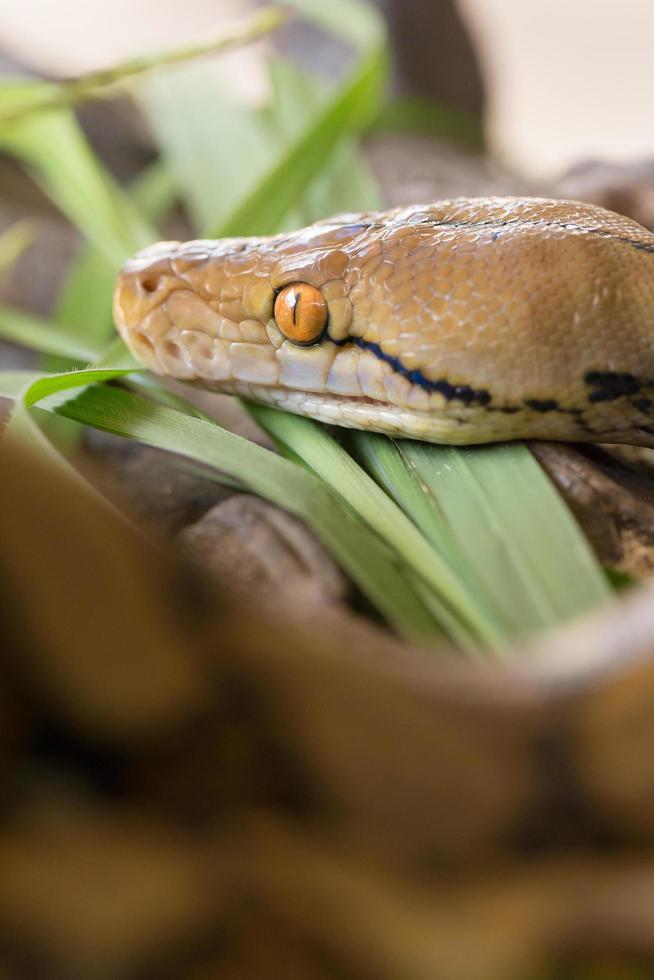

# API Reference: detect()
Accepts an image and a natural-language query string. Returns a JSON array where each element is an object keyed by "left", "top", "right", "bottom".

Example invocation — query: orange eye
[{"left": 273, "top": 283, "right": 328, "bottom": 346}]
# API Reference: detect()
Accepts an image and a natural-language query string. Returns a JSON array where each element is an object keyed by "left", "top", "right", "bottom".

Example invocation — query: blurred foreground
[{"left": 4, "top": 438, "right": 654, "bottom": 977}]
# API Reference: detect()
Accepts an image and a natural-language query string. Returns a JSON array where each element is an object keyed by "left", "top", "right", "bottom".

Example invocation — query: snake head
[
  {"left": 115, "top": 198, "right": 654, "bottom": 445},
  {"left": 113, "top": 218, "right": 379, "bottom": 389}
]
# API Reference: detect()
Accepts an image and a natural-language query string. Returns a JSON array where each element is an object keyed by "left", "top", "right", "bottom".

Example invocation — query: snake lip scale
[{"left": 114, "top": 196, "right": 654, "bottom": 447}]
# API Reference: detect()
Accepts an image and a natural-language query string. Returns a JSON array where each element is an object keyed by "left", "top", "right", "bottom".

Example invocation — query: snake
[{"left": 113, "top": 196, "right": 654, "bottom": 446}]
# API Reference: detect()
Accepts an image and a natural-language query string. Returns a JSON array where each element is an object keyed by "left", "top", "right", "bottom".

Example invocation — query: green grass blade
[
  {"left": 0, "top": 90, "right": 153, "bottom": 264},
  {"left": 0, "top": 305, "right": 99, "bottom": 361},
  {"left": 0, "top": 371, "right": 127, "bottom": 523},
  {"left": 53, "top": 248, "right": 119, "bottom": 352},
  {"left": 267, "top": 58, "right": 382, "bottom": 222},
  {"left": 360, "top": 436, "right": 610, "bottom": 640},
  {"left": 66, "top": 388, "right": 441, "bottom": 643},
  {"left": 141, "top": 0, "right": 386, "bottom": 239},
  {"left": 247, "top": 402, "right": 504, "bottom": 649},
  {"left": 213, "top": 50, "right": 384, "bottom": 238},
  {"left": 214, "top": 0, "right": 387, "bottom": 238},
  {"left": 0, "top": 8, "right": 289, "bottom": 123},
  {"left": 351, "top": 433, "right": 484, "bottom": 588},
  {"left": 0, "top": 219, "right": 35, "bottom": 281},
  {"left": 3, "top": 363, "right": 441, "bottom": 643},
  {"left": 1, "top": 358, "right": 442, "bottom": 643},
  {"left": 412, "top": 441, "right": 610, "bottom": 619},
  {"left": 53, "top": 161, "right": 178, "bottom": 360},
  {"left": 140, "top": 66, "right": 274, "bottom": 236}
]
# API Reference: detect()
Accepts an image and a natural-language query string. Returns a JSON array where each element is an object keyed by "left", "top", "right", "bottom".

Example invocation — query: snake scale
[{"left": 114, "top": 196, "right": 654, "bottom": 446}]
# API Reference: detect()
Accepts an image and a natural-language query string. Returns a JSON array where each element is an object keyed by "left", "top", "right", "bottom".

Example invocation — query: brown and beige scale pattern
[
  {"left": 114, "top": 197, "right": 654, "bottom": 445},
  {"left": 7, "top": 435, "right": 654, "bottom": 977}
]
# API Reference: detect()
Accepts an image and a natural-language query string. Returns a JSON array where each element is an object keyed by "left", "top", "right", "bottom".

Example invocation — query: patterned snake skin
[{"left": 114, "top": 197, "right": 654, "bottom": 446}]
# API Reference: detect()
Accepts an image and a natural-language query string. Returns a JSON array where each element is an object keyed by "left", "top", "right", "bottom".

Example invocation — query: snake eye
[{"left": 274, "top": 282, "right": 328, "bottom": 346}]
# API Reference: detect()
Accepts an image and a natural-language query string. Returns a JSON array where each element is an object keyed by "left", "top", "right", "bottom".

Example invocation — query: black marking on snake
[
  {"left": 507, "top": 725, "right": 620, "bottom": 853},
  {"left": 525, "top": 398, "right": 560, "bottom": 413},
  {"left": 490, "top": 401, "right": 585, "bottom": 418},
  {"left": 630, "top": 240, "right": 654, "bottom": 254},
  {"left": 633, "top": 397, "right": 653, "bottom": 413},
  {"left": 584, "top": 370, "right": 642, "bottom": 403},
  {"left": 333, "top": 335, "right": 593, "bottom": 418},
  {"left": 332, "top": 336, "right": 491, "bottom": 406}
]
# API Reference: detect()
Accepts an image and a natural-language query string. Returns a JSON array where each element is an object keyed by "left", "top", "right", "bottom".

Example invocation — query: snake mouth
[
  {"left": 199, "top": 378, "right": 472, "bottom": 442},
  {"left": 195, "top": 378, "right": 399, "bottom": 411}
]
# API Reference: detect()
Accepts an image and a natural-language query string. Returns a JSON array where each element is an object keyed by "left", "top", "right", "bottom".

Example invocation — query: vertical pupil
[{"left": 292, "top": 288, "right": 301, "bottom": 326}]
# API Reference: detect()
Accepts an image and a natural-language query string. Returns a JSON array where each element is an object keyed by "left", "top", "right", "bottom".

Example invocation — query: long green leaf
[
  {"left": 247, "top": 402, "right": 502, "bottom": 649},
  {"left": 354, "top": 434, "right": 610, "bottom": 641},
  {"left": 404, "top": 440, "right": 610, "bottom": 623},
  {"left": 140, "top": 68, "right": 273, "bottom": 236},
  {"left": 0, "top": 8, "right": 289, "bottom": 123},
  {"left": 267, "top": 58, "right": 382, "bottom": 223},
  {"left": 0, "top": 305, "right": 99, "bottom": 362},
  {"left": 0, "top": 219, "right": 35, "bottom": 282},
  {"left": 213, "top": 46, "right": 384, "bottom": 238},
  {"left": 0, "top": 366, "right": 441, "bottom": 644},
  {"left": 141, "top": 0, "right": 386, "bottom": 238},
  {"left": 0, "top": 90, "right": 153, "bottom": 265},
  {"left": 1, "top": 371, "right": 126, "bottom": 522},
  {"left": 53, "top": 161, "right": 178, "bottom": 359}
]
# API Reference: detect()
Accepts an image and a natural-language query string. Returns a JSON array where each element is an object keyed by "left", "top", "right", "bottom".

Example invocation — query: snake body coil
[{"left": 114, "top": 197, "right": 654, "bottom": 446}]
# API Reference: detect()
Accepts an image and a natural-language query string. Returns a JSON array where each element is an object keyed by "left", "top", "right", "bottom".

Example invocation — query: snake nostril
[
  {"left": 140, "top": 274, "right": 160, "bottom": 294},
  {"left": 165, "top": 340, "right": 182, "bottom": 360}
]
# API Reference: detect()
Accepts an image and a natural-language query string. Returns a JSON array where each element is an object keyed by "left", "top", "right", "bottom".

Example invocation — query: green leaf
[
  {"left": 140, "top": 0, "right": 387, "bottom": 238},
  {"left": 1, "top": 370, "right": 126, "bottom": 522},
  {"left": 0, "top": 219, "right": 35, "bottom": 282},
  {"left": 212, "top": 48, "right": 385, "bottom": 238},
  {"left": 267, "top": 57, "right": 382, "bottom": 222},
  {"left": 0, "top": 89, "right": 153, "bottom": 264},
  {"left": 215, "top": 0, "right": 386, "bottom": 237},
  {"left": 0, "top": 304, "right": 99, "bottom": 362},
  {"left": 140, "top": 73, "right": 273, "bottom": 236},
  {"left": 1, "top": 365, "right": 442, "bottom": 645},
  {"left": 52, "top": 161, "right": 178, "bottom": 361},
  {"left": 247, "top": 402, "right": 502, "bottom": 650},
  {"left": 353, "top": 434, "right": 611, "bottom": 642}
]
